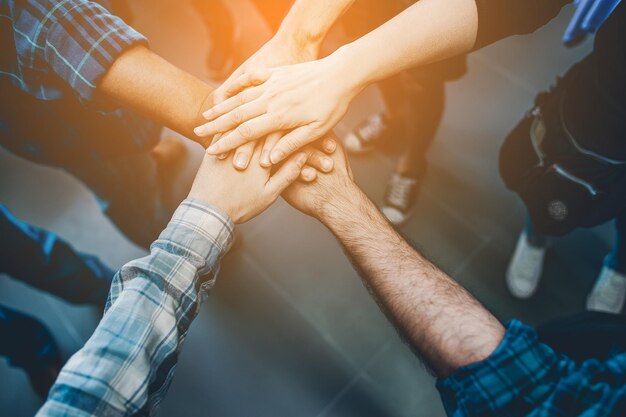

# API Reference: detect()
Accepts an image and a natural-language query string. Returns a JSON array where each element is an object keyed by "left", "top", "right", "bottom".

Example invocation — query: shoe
[
  {"left": 344, "top": 113, "right": 390, "bottom": 154},
  {"left": 505, "top": 232, "right": 548, "bottom": 299},
  {"left": 381, "top": 174, "right": 419, "bottom": 225},
  {"left": 586, "top": 266, "right": 626, "bottom": 314}
]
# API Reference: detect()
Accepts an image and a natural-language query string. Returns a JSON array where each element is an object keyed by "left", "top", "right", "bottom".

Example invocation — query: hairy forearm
[
  {"left": 99, "top": 45, "right": 213, "bottom": 141},
  {"left": 321, "top": 186, "right": 504, "bottom": 377},
  {"left": 330, "top": 0, "right": 478, "bottom": 90},
  {"left": 275, "top": 0, "right": 356, "bottom": 53}
]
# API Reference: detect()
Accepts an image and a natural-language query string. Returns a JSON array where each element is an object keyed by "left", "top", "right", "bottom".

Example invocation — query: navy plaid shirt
[
  {"left": 37, "top": 200, "right": 234, "bottom": 417},
  {"left": 438, "top": 320, "right": 626, "bottom": 416},
  {"left": 0, "top": 0, "right": 159, "bottom": 162},
  {"left": 1, "top": 0, "right": 146, "bottom": 102}
]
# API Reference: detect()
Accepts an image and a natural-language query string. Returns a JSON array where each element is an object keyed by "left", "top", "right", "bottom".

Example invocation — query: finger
[
  {"left": 322, "top": 137, "right": 337, "bottom": 154},
  {"left": 196, "top": 100, "right": 267, "bottom": 138},
  {"left": 303, "top": 147, "right": 334, "bottom": 173},
  {"left": 270, "top": 126, "right": 318, "bottom": 165},
  {"left": 300, "top": 166, "right": 318, "bottom": 182},
  {"left": 233, "top": 141, "right": 257, "bottom": 170},
  {"left": 199, "top": 86, "right": 263, "bottom": 124},
  {"left": 261, "top": 132, "right": 282, "bottom": 167},
  {"left": 266, "top": 152, "right": 308, "bottom": 196},
  {"left": 207, "top": 114, "right": 279, "bottom": 155},
  {"left": 213, "top": 68, "right": 244, "bottom": 104},
  {"left": 221, "top": 69, "right": 270, "bottom": 99}
]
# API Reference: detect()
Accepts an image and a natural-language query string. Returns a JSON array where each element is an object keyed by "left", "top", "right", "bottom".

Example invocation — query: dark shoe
[{"left": 381, "top": 173, "right": 420, "bottom": 225}]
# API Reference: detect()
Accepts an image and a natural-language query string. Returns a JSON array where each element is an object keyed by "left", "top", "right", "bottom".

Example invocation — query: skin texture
[
  {"left": 196, "top": 0, "right": 479, "bottom": 164},
  {"left": 98, "top": 44, "right": 334, "bottom": 178},
  {"left": 189, "top": 146, "right": 308, "bottom": 224},
  {"left": 203, "top": 0, "right": 357, "bottom": 170},
  {"left": 99, "top": 45, "right": 215, "bottom": 146},
  {"left": 283, "top": 138, "right": 505, "bottom": 378}
]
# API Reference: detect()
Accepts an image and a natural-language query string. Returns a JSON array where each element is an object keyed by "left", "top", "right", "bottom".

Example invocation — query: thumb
[{"left": 266, "top": 152, "right": 308, "bottom": 196}]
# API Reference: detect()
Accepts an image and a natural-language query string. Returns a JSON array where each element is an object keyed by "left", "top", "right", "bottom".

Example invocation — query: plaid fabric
[
  {"left": 0, "top": 0, "right": 146, "bottom": 102},
  {"left": 36, "top": 200, "right": 234, "bottom": 417},
  {"left": 438, "top": 320, "right": 626, "bottom": 417}
]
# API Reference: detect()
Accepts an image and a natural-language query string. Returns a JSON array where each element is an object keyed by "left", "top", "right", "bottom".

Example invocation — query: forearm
[
  {"left": 330, "top": 0, "right": 478, "bottom": 90},
  {"left": 275, "top": 0, "right": 356, "bottom": 54},
  {"left": 37, "top": 200, "right": 233, "bottom": 417},
  {"left": 321, "top": 186, "right": 504, "bottom": 377},
  {"left": 99, "top": 45, "right": 214, "bottom": 141}
]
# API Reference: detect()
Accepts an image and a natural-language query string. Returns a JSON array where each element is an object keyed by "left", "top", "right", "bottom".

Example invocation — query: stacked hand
[
  {"left": 198, "top": 34, "right": 331, "bottom": 170},
  {"left": 195, "top": 50, "right": 362, "bottom": 168},
  {"left": 282, "top": 135, "right": 361, "bottom": 223}
]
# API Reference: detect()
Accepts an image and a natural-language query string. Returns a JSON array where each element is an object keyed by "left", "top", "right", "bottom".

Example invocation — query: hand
[
  {"left": 195, "top": 53, "right": 363, "bottom": 166},
  {"left": 209, "top": 34, "right": 320, "bottom": 169},
  {"left": 188, "top": 146, "right": 308, "bottom": 224},
  {"left": 282, "top": 134, "right": 361, "bottom": 222}
]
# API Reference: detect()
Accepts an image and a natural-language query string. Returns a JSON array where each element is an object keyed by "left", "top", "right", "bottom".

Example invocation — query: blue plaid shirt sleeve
[
  {"left": 8, "top": 0, "right": 147, "bottom": 101},
  {"left": 36, "top": 199, "right": 234, "bottom": 417},
  {"left": 437, "top": 320, "right": 626, "bottom": 417}
]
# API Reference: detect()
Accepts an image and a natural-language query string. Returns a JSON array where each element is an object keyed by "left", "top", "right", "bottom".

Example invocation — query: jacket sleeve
[{"left": 473, "top": 0, "right": 571, "bottom": 49}]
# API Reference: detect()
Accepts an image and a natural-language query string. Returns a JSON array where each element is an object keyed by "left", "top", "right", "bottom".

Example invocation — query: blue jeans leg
[
  {"left": 604, "top": 212, "right": 626, "bottom": 274},
  {"left": 0, "top": 205, "right": 114, "bottom": 306}
]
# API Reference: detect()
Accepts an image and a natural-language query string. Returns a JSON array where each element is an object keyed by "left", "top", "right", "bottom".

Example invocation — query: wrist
[
  {"left": 318, "top": 181, "right": 367, "bottom": 228},
  {"left": 327, "top": 45, "right": 372, "bottom": 96},
  {"left": 272, "top": 29, "right": 321, "bottom": 59}
]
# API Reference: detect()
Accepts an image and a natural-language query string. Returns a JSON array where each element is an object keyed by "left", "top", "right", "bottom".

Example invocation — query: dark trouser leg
[
  {"left": 525, "top": 214, "right": 549, "bottom": 248},
  {"left": 0, "top": 305, "right": 60, "bottom": 373},
  {"left": 0, "top": 205, "right": 114, "bottom": 306},
  {"left": 605, "top": 212, "right": 626, "bottom": 274},
  {"left": 63, "top": 150, "right": 170, "bottom": 249},
  {"left": 394, "top": 77, "right": 445, "bottom": 178}
]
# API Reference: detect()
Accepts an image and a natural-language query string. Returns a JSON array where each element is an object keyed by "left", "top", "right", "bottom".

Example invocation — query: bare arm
[
  {"left": 99, "top": 45, "right": 214, "bottom": 145},
  {"left": 196, "top": 0, "right": 479, "bottom": 161},
  {"left": 273, "top": 0, "right": 357, "bottom": 53},
  {"left": 284, "top": 142, "right": 504, "bottom": 377}
]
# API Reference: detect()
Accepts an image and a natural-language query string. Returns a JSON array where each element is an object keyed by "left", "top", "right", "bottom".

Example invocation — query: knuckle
[
  {"left": 230, "top": 110, "right": 243, "bottom": 124},
  {"left": 237, "top": 123, "right": 252, "bottom": 139}
]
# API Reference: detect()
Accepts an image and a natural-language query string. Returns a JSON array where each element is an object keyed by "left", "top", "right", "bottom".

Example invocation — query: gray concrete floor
[{"left": 0, "top": 1, "right": 610, "bottom": 416}]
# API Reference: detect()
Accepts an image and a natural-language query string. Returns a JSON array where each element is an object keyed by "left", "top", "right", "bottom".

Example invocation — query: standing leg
[
  {"left": 0, "top": 205, "right": 114, "bottom": 306},
  {"left": 506, "top": 215, "right": 549, "bottom": 299},
  {"left": 587, "top": 212, "right": 626, "bottom": 314},
  {"left": 0, "top": 305, "right": 62, "bottom": 398}
]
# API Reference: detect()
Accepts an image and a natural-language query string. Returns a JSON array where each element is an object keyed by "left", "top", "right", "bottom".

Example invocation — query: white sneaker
[
  {"left": 381, "top": 174, "right": 419, "bottom": 226},
  {"left": 505, "top": 232, "right": 548, "bottom": 299},
  {"left": 586, "top": 266, "right": 626, "bottom": 314},
  {"left": 344, "top": 113, "right": 388, "bottom": 154}
]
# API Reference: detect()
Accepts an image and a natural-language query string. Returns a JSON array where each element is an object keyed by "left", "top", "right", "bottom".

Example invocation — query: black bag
[{"left": 499, "top": 63, "right": 626, "bottom": 236}]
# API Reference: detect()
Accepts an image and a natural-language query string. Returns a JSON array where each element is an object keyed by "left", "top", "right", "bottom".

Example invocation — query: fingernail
[
  {"left": 217, "top": 153, "right": 228, "bottom": 160},
  {"left": 202, "top": 110, "right": 212, "bottom": 119},
  {"left": 235, "top": 153, "right": 248, "bottom": 169},
  {"left": 324, "top": 139, "right": 336, "bottom": 152},
  {"left": 260, "top": 150, "right": 271, "bottom": 166},
  {"left": 194, "top": 127, "right": 205, "bottom": 136},
  {"left": 321, "top": 158, "right": 333, "bottom": 171},
  {"left": 207, "top": 145, "right": 218, "bottom": 154},
  {"left": 296, "top": 153, "right": 307, "bottom": 166},
  {"left": 271, "top": 150, "right": 285, "bottom": 164}
]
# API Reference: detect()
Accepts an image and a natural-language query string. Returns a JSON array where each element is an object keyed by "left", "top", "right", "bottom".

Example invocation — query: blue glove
[{"left": 563, "top": 0, "right": 621, "bottom": 45}]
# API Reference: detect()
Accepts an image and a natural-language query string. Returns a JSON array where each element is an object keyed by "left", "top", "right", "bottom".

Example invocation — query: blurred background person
[
  {"left": 340, "top": 0, "right": 467, "bottom": 225},
  {"left": 0, "top": 204, "right": 113, "bottom": 398}
]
